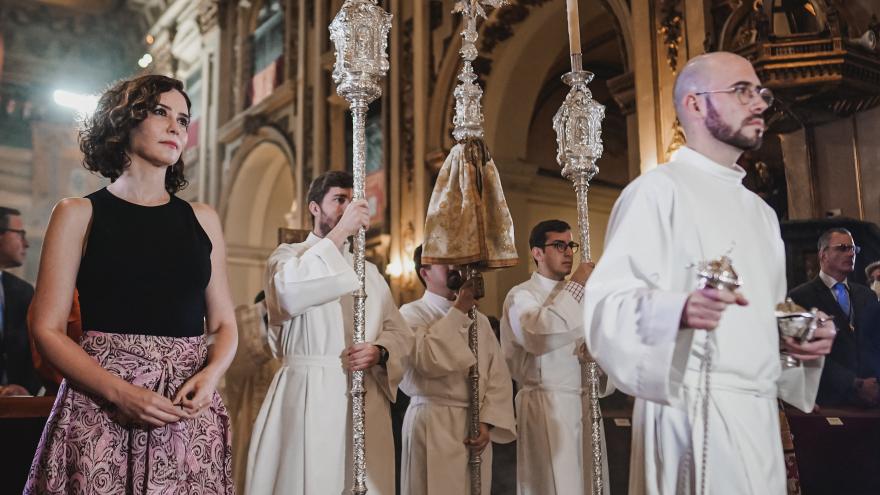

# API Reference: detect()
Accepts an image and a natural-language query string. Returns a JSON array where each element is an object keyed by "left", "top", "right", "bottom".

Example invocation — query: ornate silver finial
[
  {"left": 695, "top": 255, "right": 742, "bottom": 292},
  {"left": 552, "top": 71, "right": 606, "bottom": 181},
  {"left": 451, "top": 0, "right": 506, "bottom": 142},
  {"left": 329, "top": 0, "right": 392, "bottom": 105}
]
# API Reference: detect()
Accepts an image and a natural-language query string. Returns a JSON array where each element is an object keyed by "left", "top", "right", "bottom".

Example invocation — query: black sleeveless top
[{"left": 76, "top": 188, "right": 212, "bottom": 337}]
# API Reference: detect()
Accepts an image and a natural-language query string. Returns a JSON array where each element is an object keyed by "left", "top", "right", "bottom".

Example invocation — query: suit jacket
[
  {"left": 1, "top": 271, "right": 41, "bottom": 394},
  {"left": 788, "top": 277, "right": 880, "bottom": 406}
]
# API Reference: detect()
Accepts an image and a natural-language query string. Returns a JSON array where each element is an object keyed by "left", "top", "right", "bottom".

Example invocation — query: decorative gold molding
[
  {"left": 666, "top": 117, "right": 686, "bottom": 160},
  {"left": 657, "top": 0, "right": 683, "bottom": 74}
]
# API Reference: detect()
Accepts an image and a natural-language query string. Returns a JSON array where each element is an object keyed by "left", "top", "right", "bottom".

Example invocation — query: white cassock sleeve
[
  {"left": 265, "top": 238, "right": 359, "bottom": 324},
  {"left": 778, "top": 357, "right": 823, "bottom": 411},
  {"left": 371, "top": 276, "right": 416, "bottom": 404},
  {"left": 583, "top": 175, "right": 691, "bottom": 405},
  {"left": 764, "top": 211, "right": 824, "bottom": 412},
  {"left": 402, "top": 306, "right": 476, "bottom": 378},
  {"left": 507, "top": 287, "right": 584, "bottom": 355},
  {"left": 480, "top": 325, "right": 517, "bottom": 444}
]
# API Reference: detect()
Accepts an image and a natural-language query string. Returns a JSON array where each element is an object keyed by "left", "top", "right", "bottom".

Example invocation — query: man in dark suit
[
  {"left": 0, "top": 206, "right": 40, "bottom": 396},
  {"left": 789, "top": 227, "right": 880, "bottom": 408}
]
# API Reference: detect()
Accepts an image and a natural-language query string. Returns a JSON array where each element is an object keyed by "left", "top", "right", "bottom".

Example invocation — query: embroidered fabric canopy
[{"left": 421, "top": 0, "right": 518, "bottom": 269}]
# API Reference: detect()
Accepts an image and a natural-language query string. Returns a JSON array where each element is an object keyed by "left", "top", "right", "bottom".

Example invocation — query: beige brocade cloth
[{"left": 423, "top": 140, "right": 518, "bottom": 268}]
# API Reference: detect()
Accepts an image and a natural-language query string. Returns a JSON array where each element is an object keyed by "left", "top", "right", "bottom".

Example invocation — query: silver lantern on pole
[
  {"left": 552, "top": 51, "right": 607, "bottom": 495},
  {"left": 330, "top": 2, "right": 391, "bottom": 494}
]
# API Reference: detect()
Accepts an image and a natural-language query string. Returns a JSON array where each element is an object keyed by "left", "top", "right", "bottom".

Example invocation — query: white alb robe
[
  {"left": 246, "top": 233, "right": 414, "bottom": 495},
  {"left": 399, "top": 291, "right": 516, "bottom": 495},
  {"left": 501, "top": 272, "right": 614, "bottom": 495},
  {"left": 584, "top": 146, "right": 823, "bottom": 494}
]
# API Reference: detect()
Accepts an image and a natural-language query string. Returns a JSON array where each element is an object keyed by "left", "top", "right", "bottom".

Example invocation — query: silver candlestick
[
  {"left": 330, "top": 2, "right": 391, "bottom": 494},
  {"left": 552, "top": 52, "right": 606, "bottom": 495}
]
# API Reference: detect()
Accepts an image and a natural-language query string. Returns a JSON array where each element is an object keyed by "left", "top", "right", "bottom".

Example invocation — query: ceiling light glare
[
  {"left": 52, "top": 90, "right": 99, "bottom": 116},
  {"left": 138, "top": 53, "right": 153, "bottom": 68}
]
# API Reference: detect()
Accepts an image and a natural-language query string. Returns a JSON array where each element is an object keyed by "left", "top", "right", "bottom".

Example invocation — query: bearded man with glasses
[
  {"left": 500, "top": 219, "right": 614, "bottom": 494},
  {"left": 789, "top": 227, "right": 880, "bottom": 408},
  {"left": 583, "top": 51, "right": 835, "bottom": 494}
]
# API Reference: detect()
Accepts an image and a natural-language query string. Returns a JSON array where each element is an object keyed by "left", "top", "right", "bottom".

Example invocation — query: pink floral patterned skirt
[{"left": 24, "top": 331, "right": 234, "bottom": 494}]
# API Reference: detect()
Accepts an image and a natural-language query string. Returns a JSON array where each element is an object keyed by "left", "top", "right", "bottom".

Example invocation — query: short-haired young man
[
  {"left": 398, "top": 245, "right": 515, "bottom": 494},
  {"left": 247, "top": 170, "right": 414, "bottom": 495},
  {"left": 500, "top": 219, "right": 613, "bottom": 494}
]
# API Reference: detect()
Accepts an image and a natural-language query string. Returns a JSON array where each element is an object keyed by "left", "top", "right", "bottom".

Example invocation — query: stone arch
[
  {"left": 221, "top": 128, "right": 298, "bottom": 305},
  {"left": 483, "top": 0, "right": 630, "bottom": 161},
  {"left": 426, "top": 0, "right": 633, "bottom": 159},
  {"left": 219, "top": 125, "right": 298, "bottom": 220}
]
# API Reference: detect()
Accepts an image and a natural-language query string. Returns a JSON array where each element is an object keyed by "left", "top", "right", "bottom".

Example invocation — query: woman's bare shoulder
[{"left": 50, "top": 197, "right": 93, "bottom": 230}]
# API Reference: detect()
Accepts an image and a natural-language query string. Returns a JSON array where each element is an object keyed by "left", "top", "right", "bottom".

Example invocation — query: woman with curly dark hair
[{"left": 24, "top": 74, "right": 238, "bottom": 494}]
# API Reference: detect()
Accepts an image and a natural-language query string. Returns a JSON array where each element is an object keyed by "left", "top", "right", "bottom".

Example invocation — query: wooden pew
[
  {"left": 0, "top": 396, "right": 54, "bottom": 493},
  {"left": 786, "top": 405, "right": 880, "bottom": 494}
]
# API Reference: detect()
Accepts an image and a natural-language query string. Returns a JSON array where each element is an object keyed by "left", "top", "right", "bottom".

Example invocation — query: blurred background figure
[
  {"left": 789, "top": 228, "right": 880, "bottom": 408},
  {"left": 219, "top": 290, "right": 280, "bottom": 495},
  {"left": 865, "top": 260, "right": 880, "bottom": 299},
  {"left": 0, "top": 206, "right": 41, "bottom": 396}
]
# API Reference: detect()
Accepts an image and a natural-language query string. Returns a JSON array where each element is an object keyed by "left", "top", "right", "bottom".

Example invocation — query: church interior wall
[
  {"left": 0, "top": 0, "right": 144, "bottom": 283},
  {"left": 1, "top": 0, "right": 878, "bottom": 297},
  {"left": 812, "top": 117, "right": 865, "bottom": 219},
  {"left": 855, "top": 105, "right": 880, "bottom": 224},
  {"left": 772, "top": 0, "right": 880, "bottom": 225},
  {"left": 3, "top": 1, "right": 880, "bottom": 493},
  {"left": 779, "top": 128, "right": 814, "bottom": 219},
  {"left": 223, "top": 140, "right": 295, "bottom": 306},
  {"left": 791, "top": 105, "right": 880, "bottom": 224}
]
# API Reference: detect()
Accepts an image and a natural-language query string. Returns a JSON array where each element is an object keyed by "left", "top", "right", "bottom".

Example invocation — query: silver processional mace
[
  {"left": 552, "top": 52, "right": 606, "bottom": 495},
  {"left": 330, "top": 2, "right": 391, "bottom": 494},
  {"left": 463, "top": 265, "right": 484, "bottom": 493},
  {"left": 451, "top": 2, "right": 506, "bottom": 492}
]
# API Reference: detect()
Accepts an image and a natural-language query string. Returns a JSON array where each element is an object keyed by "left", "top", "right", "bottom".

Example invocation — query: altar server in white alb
[
  {"left": 501, "top": 219, "right": 614, "bottom": 495},
  {"left": 583, "top": 51, "right": 836, "bottom": 494},
  {"left": 399, "top": 246, "right": 516, "bottom": 495},
  {"left": 246, "top": 170, "right": 414, "bottom": 495}
]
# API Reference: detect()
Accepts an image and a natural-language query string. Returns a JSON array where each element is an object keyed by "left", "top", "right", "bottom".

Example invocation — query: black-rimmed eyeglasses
[
  {"left": 543, "top": 241, "right": 580, "bottom": 253},
  {"left": 694, "top": 84, "right": 774, "bottom": 107},
  {"left": 0, "top": 228, "right": 25, "bottom": 239}
]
